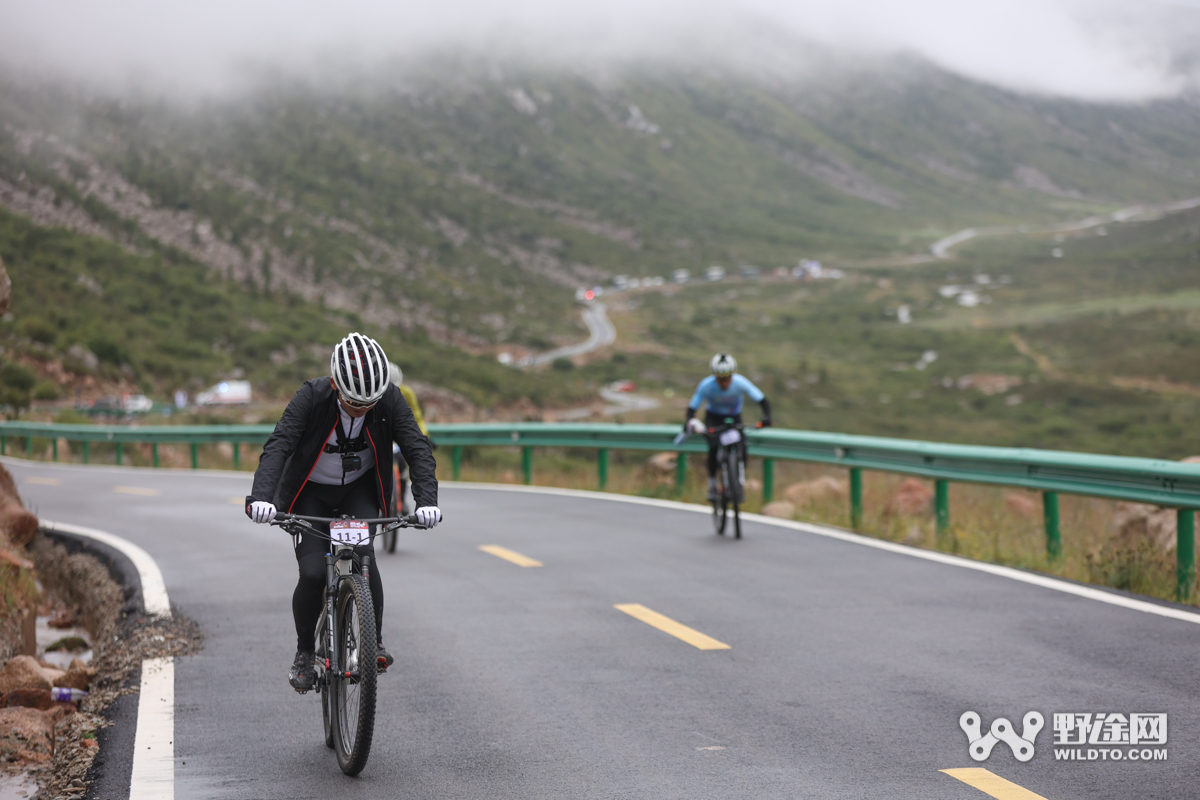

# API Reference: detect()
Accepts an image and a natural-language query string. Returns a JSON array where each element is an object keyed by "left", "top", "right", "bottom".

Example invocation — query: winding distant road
[
  {"left": 6, "top": 456, "right": 1200, "bottom": 799},
  {"left": 929, "top": 195, "right": 1200, "bottom": 260},
  {"left": 525, "top": 302, "right": 616, "bottom": 367}
]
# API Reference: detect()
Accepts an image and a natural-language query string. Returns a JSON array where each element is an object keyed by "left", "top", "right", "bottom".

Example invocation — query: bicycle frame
[{"left": 273, "top": 514, "right": 421, "bottom": 683}]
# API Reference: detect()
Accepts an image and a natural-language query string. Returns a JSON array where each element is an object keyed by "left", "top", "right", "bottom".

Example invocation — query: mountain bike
[
  {"left": 270, "top": 512, "right": 427, "bottom": 775},
  {"left": 383, "top": 457, "right": 415, "bottom": 554},
  {"left": 708, "top": 420, "right": 746, "bottom": 539},
  {"left": 674, "top": 418, "right": 747, "bottom": 539}
]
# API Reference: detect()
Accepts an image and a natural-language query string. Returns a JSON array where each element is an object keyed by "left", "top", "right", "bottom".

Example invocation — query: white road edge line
[
  {"left": 40, "top": 518, "right": 174, "bottom": 800},
  {"left": 444, "top": 482, "right": 1200, "bottom": 627},
  {"left": 129, "top": 656, "right": 174, "bottom": 800}
]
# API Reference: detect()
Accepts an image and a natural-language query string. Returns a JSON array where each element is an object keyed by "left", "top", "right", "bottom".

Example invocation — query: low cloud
[{"left": 0, "top": 0, "right": 1196, "bottom": 100}]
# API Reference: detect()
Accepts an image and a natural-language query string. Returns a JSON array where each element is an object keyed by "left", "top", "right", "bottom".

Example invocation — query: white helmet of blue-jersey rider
[
  {"left": 710, "top": 353, "right": 737, "bottom": 376},
  {"left": 389, "top": 361, "right": 403, "bottom": 387},
  {"left": 331, "top": 332, "right": 390, "bottom": 406}
]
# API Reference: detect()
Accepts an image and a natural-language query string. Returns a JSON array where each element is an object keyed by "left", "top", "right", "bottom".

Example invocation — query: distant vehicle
[
  {"left": 196, "top": 380, "right": 252, "bottom": 406},
  {"left": 613, "top": 275, "right": 630, "bottom": 289},
  {"left": 739, "top": 265, "right": 759, "bottom": 279},
  {"left": 705, "top": 265, "right": 725, "bottom": 281},
  {"left": 122, "top": 394, "right": 153, "bottom": 413},
  {"left": 672, "top": 269, "right": 690, "bottom": 284},
  {"left": 610, "top": 380, "right": 637, "bottom": 393}
]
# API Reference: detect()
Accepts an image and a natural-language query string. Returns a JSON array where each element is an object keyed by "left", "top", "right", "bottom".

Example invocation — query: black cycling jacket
[{"left": 247, "top": 377, "right": 437, "bottom": 515}]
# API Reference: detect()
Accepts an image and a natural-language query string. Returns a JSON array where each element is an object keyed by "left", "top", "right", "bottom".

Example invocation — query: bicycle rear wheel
[
  {"left": 383, "top": 527, "right": 397, "bottom": 554},
  {"left": 331, "top": 575, "right": 377, "bottom": 775}
]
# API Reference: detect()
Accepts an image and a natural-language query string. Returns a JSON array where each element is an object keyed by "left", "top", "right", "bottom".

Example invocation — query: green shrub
[
  {"left": 18, "top": 316, "right": 57, "bottom": 345},
  {"left": 32, "top": 380, "right": 60, "bottom": 401}
]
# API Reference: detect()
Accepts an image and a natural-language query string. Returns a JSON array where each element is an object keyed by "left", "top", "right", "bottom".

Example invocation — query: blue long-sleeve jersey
[{"left": 688, "top": 374, "right": 764, "bottom": 417}]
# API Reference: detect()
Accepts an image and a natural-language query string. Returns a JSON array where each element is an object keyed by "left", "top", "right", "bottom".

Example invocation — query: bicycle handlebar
[{"left": 269, "top": 512, "right": 431, "bottom": 536}]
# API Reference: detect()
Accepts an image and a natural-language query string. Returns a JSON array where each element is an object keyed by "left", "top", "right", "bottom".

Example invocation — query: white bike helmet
[
  {"left": 389, "top": 361, "right": 403, "bottom": 387},
  {"left": 330, "top": 333, "right": 390, "bottom": 406},
  {"left": 710, "top": 353, "right": 737, "bottom": 376}
]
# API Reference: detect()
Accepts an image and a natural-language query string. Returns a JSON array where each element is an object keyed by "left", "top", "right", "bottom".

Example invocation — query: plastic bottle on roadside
[{"left": 50, "top": 687, "right": 87, "bottom": 703}]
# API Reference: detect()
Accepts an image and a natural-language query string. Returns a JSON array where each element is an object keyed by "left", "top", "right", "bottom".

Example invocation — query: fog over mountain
[{"left": 2, "top": 0, "right": 1199, "bottom": 100}]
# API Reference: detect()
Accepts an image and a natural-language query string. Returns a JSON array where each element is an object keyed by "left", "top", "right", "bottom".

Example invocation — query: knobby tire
[{"left": 331, "top": 574, "right": 377, "bottom": 775}]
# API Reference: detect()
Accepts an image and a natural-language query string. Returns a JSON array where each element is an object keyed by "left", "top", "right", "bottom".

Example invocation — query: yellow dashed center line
[
  {"left": 614, "top": 603, "right": 731, "bottom": 650},
  {"left": 478, "top": 545, "right": 543, "bottom": 567},
  {"left": 25, "top": 477, "right": 61, "bottom": 486},
  {"left": 941, "top": 768, "right": 1050, "bottom": 800},
  {"left": 113, "top": 486, "right": 161, "bottom": 497}
]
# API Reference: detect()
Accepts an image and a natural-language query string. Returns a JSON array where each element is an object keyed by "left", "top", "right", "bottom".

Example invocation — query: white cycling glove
[
  {"left": 686, "top": 418, "right": 707, "bottom": 435},
  {"left": 249, "top": 501, "right": 277, "bottom": 524},
  {"left": 415, "top": 506, "right": 442, "bottom": 528}
]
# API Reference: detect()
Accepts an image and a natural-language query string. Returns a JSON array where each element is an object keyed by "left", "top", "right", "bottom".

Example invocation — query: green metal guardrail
[{"left": 3, "top": 420, "right": 1198, "bottom": 598}]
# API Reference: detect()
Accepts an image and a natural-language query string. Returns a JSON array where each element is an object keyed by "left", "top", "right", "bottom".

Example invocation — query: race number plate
[
  {"left": 329, "top": 520, "right": 370, "bottom": 546},
  {"left": 718, "top": 429, "right": 742, "bottom": 446}
]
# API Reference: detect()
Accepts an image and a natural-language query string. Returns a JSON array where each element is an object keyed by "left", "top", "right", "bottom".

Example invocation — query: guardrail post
[
  {"left": 522, "top": 446, "right": 532, "bottom": 485},
  {"left": 451, "top": 446, "right": 462, "bottom": 480},
  {"left": 232, "top": 442, "right": 240, "bottom": 470},
  {"left": 1178, "top": 508, "right": 1195, "bottom": 602},
  {"left": 935, "top": 480, "right": 950, "bottom": 545},
  {"left": 1043, "top": 491, "right": 1061, "bottom": 560},
  {"left": 24, "top": 436, "right": 32, "bottom": 456},
  {"left": 115, "top": 442, "right": 123, "bottom": 466},
  {"left": 0, "top": 435, "right": 5, "bottom": 455},
  {"left": 674, "top": 451, "right": 687, "bottom": 497},
  {"left": 763, "top": 458, "right": 774, "bottom": 503},
  {"left": 152, "top": 443, "right": 160, "bottom": 468},
  {"left": 51, "top": 439, "right": 58, "bottom": 462},
  {"left": 82, "top": 441, "right": 89, "bottom": 464},
  {"left": 849, "top": 468, "right": 862, "bottom": 530},
  {"left": 597, "top": 448, "right": 608, "bottom": 490},
  {"left": 191, "top": 443, "right": 199, "bottom": 470}
]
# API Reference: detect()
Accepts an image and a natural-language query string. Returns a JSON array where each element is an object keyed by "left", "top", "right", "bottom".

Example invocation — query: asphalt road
[{"left": 5, "top": 457, "right": 1199, "bottom": 799}]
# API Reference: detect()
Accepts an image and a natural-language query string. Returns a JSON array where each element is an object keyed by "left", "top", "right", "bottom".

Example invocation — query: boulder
[
  {"left": 0, "top": 707, "right": 55, "bottom": 762},
  {"left": 887, "top": 478, "right": 933, "bottom": 517},
  {"left": 760, "top": 501, "right": 795, "bottom": 519},
  {"left": 784, "top": 476, "right": 847, "bottom": 506},
  {"left": 0, "top": 657, "right": 52, "bottom": 696},
  {"left": 1004, "top": 492, "right": 1039, "bottom": 518},
  {"left": 53, "top": 665, "right": 90, "bottom": 692},
  {"left": 0, "top": 466, "right": 37, "bottom": 546},
  {"left": 744, "top": 478, "right": 763, "bottom": 494},
  {"left": 646, "top": 452, "right": 677, "bottom": 473},
  {"left": 1112, "top": 502, "right": 1177, "bottom": 553}
]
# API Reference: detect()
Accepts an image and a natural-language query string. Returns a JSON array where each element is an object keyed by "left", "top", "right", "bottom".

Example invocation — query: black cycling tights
[
  {"left": 290, "top": 474, "right": 384, "bottom": 652},
  {"left": 705, "top": 412, "right": 745, "bottom": 477}
]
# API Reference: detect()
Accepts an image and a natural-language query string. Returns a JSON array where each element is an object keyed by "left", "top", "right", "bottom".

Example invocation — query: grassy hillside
[
  {"left": 1, "top": 57, "right": 1199, "bottom": 457},
  {"left": 600, "top": 204, "right": 1200, "bottom": 458},
  {"left": 0, "top": 206, "right": 586, "bottom": 410}
]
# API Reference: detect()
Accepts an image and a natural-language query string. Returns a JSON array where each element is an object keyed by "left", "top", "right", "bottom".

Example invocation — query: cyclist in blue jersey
[{"left": 684, "top": 353, "right": 772, "bottom": 500}]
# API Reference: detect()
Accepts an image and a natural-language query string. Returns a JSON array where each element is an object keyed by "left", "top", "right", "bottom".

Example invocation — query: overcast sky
[{"left": 1, "top": 0, "right": 1197, "bottom": 101}]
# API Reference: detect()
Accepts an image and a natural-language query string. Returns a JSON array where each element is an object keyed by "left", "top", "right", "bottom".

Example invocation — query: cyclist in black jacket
[{"left": 245, "top": 332, "right": 440, "bottom": 691}]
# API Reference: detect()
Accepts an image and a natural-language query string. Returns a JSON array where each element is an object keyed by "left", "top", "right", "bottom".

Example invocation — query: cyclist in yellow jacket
[{"left": 390, "top": 363, "right": 429, "bottom": 516}]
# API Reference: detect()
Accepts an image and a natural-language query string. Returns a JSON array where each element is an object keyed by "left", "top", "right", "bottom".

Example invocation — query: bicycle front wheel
[
  {"left": 724, "top": 453, "right": 741, "bottom": 540},
  {"left": 315, "top": 617, "right": 334, "bottom": 749},
  {"left": 331, "top": 575, "right": 378, "bottom": 775}
]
